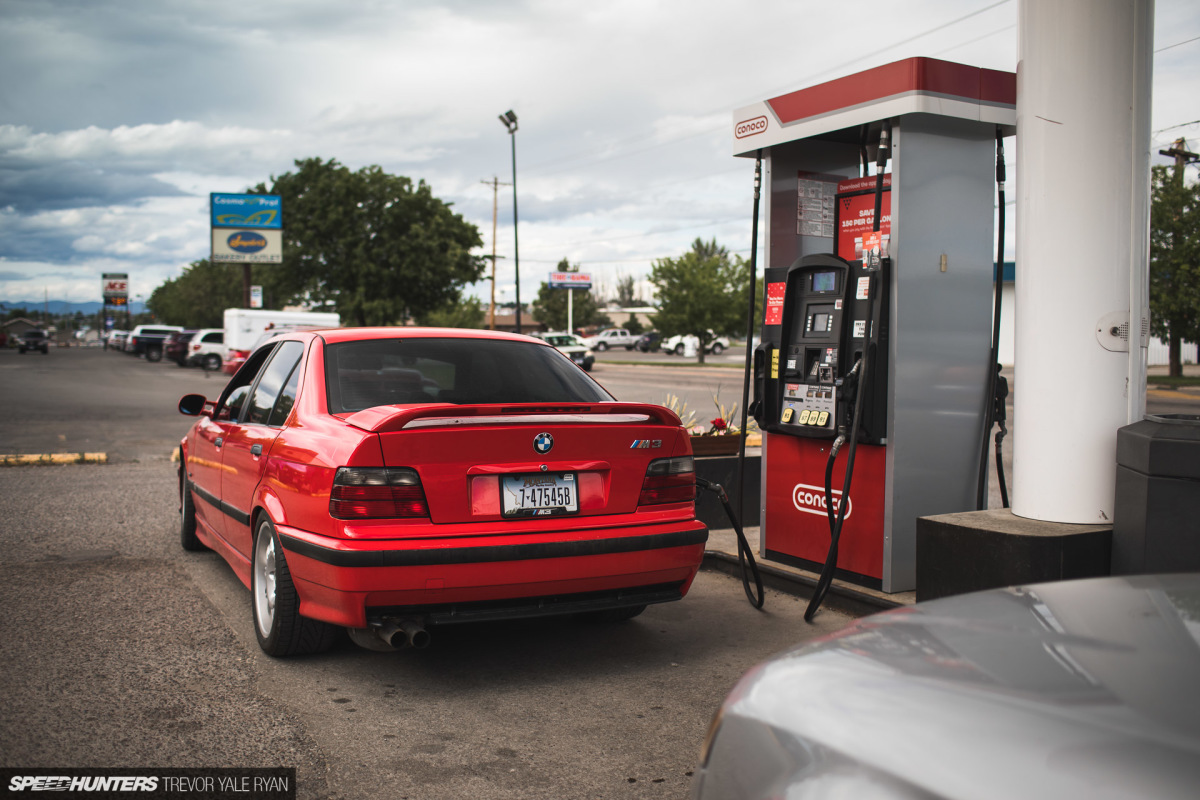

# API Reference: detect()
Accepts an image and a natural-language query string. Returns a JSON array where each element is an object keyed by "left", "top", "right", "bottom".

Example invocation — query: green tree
[
  {"left": 148, "top": 259, "right": 267, "bottom": 328},
  {"left": 614, "top": 274, "right": 643, "bottom": 306},
  {"left": 253, "top": 158, "right": 484, "bottom": 326},
  {"left": 417, "top": 296, "right": 486, "bottom": 328},
  {"left": 530, "top": 258, "right": 611, "bottom": 332},
  {"left": 1150, "top": 163, "right": 1200, "bottom": 377},
  {"left": 649, "top": 238, "right": 752, "bottom": 364}
]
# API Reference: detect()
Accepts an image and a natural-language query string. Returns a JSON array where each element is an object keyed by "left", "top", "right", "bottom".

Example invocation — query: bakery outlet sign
[{"left": 212, "top": 227, "right": 283, "bottom": 263}]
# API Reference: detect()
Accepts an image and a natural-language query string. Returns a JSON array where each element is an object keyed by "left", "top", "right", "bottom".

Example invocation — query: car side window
[
  {"left": 267, "top": 356, "right": 302, "bottom": 426},
  {"left": 246, "top": 341, "right": 305, "bottom": 425},
  {"left": 216, "top": 344, "right": 277, "bottom": 420},
  {"left": 203, "top": 332, "right": 223, "bottom": 343},
  {"left": 221, "top": 385, "right": 252, "bottom": 422}
]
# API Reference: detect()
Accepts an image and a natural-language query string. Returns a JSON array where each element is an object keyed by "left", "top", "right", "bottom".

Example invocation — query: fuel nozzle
[
  {"left": 876, "top": 126, "right": 890, "bottom": 169},
  {"left": 995, "top": 129, "right": 1006, "bottom": 190}
]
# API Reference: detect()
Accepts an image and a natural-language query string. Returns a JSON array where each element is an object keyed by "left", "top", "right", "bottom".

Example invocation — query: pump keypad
[{"left": 782, "top": 382, "right": 836, "bottom": 430}]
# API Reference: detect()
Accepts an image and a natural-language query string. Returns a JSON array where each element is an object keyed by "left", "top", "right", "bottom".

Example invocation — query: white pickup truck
[{"left": 583, "top": 328, "right": 637, "bottom": 351}]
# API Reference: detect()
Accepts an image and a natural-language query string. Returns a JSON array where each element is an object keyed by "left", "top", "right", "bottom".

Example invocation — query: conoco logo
[
  {"left": 735, "top": 116, "right": 768, "bottom": 139},
  {"left": 792, "top": 482, "right": 852, "bottom": 519}
]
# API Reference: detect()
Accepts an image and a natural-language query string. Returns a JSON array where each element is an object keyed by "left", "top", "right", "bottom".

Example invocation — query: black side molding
[
  {"left": 190, "top": 483, "right": 252, "bottom": 527},
  {"left": 278, "top": 528, "right": 709, "bottom": 568}
]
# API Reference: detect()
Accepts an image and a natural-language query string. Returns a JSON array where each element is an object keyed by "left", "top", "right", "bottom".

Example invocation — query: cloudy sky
[{"left": 2, "top": 0, "right": 1198, "bottom": 309}]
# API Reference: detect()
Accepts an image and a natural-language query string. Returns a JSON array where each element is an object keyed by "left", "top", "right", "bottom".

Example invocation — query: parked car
[
  {"left": 124, "top": 324, "right": 183, "bottom": 361},
  {"left": 692, "top": 573, "right": 1200, "bottom": 800},
  {"left": 186, "top": 328, "right": 227, "bottom": 371},
  {"left": 222, "top": 324, "right": 331, "bottom": 375},
  {"left": 18, "top": 329, "right": 50, "bottom": 354},
  {"left": 105, "top": 330, "right": 129, "bottom": 351},
  {"left": 165, "top": 330, "right": 198, "bottom": 366},
  {"left": 662, "top": 332, "right": 730, "bottom": 356},
  {"left": 533, "top": 332, "right": 595, "bottom": 371},
  {"left": 583, "top": 328, "right": 637, "bottom": 351},
  {"left": 636, "top": 331, "right": 661, "bottom": 352},
  {"left": 178, "top": 328, "right": 707, "bottom": 655}
]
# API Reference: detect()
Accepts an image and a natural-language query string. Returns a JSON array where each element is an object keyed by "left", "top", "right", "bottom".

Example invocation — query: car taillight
[
  {"left": 330, "top": 467, "right": 429, "bottom": 519},
  {"left": 638, "top": 456, "right": 696, "bottom": 506},
  {"left": 191, "top": 343, "right": 201, "bottom": 351}
]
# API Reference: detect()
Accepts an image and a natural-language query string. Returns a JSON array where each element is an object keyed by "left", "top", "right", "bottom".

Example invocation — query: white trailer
[{"left": 223, "top": 308, "right": 341, "bottom": 353}]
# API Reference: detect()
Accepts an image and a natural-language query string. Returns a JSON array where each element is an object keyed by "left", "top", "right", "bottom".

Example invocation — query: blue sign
[
  {"left": 226, "top": 231, "right": 269, "bottom": 253},
  {"left": 211, "top": 193, "right": 282, "bottom": 229}
]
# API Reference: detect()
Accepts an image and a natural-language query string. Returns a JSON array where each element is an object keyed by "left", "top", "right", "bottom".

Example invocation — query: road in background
[{"left": 0, "top": 345, "right": 853, "bottom": 799}]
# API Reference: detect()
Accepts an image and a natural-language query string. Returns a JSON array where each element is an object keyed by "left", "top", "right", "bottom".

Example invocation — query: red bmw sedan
[{"left": 178, "top": 328, "right": 708, "bottom": 656}]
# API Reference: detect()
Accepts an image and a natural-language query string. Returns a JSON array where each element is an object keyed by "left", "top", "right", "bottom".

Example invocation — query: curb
[
  {"left": 0, "top": 453, "right": 108, "bottom": 466},
  {"left": 702, "top": 551, "right": 904, "bottom": 618}
]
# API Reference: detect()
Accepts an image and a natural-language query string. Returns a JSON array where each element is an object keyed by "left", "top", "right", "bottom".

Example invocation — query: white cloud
[{"left": 1, "top": 0, "right": 1197, "bottom": 308}]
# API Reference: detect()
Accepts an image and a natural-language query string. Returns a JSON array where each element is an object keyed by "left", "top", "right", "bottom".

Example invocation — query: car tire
[
  {"left": 584, "top": 605, "right": 647, "bottom": 622},
  {"left": 179, "top": 467, "right": 207, "bottom": 552},
  {"left": 252, "top": 517, "right": 339, "bottom": 657},
  {"left": 596, "top": 342, "right": 608, "bottom": 351},
  {"left": 710, "top": 343, "right": 724, "bottom": 355},
  {"left": 674, "top": 344, "right": 685, "bottom": 356},
  {"left": 204, "top": 353, "right": 222, "bottom": 372},
  {"left": 145, "top": 346, "right": 163, "bottom": 363}
]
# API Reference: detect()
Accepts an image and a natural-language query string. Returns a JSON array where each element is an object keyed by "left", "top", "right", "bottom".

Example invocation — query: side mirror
[{"left": 179, "top": 394, "right": 209, "bottom": 416}]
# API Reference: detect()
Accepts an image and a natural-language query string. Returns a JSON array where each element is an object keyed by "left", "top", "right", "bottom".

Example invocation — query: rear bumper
[{"left": 276, "top": 521, "right": 708, "bottom": 628}]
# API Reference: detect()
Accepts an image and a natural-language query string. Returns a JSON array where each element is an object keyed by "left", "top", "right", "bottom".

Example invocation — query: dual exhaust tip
[{"left": 349, "top": 619, "right": 430, "bottom": 652}]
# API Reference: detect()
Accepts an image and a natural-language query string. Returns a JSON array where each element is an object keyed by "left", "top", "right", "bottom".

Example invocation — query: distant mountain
[{"left": 0, "top": 300, "right": 147, "bottom": 316}]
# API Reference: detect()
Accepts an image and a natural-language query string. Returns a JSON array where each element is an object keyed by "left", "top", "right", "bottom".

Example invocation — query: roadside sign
[
  {"left": 250, "top": 286, "right": 263, "bottom": 308},
  {"left": 211, "top": 193, "right": 282, "bottom": 229},
  {"left": 549, "top": 272, "right": 592, "bottom": 289},
  {"left": 102, "top": 273, "right": 128, "bottom": 301},
  {"left": 212, "top": 228, "right": 283, "bottom": 263}
]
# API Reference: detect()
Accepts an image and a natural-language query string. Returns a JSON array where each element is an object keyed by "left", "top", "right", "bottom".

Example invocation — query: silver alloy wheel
[{"left": 253, "top": 523, "right": 277, "bottom": 638}]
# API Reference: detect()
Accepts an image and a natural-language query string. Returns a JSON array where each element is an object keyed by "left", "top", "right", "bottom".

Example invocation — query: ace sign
[{"left": 102, "top": 273, "right": 128, "bottom": 302}]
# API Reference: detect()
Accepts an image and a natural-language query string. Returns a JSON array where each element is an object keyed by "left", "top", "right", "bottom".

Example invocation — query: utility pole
[
  {"left": 1156, "top": 137, "right": 1199, "bottom": 377},
  {"left": 1159, "top": 137, "right": 1199, "bottom": 180},
  {"left": 481, "top": 177, "right": 511, "bottom": 330}
]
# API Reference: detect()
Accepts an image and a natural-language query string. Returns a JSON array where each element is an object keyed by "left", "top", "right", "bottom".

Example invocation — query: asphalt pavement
[{"left": 0, "top": 347, "right": 855, "bottom": 800}]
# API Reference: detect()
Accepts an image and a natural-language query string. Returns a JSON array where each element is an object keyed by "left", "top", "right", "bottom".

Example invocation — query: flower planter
[{"left": 689, "top": 434, "right": 744, "bottom": 457}]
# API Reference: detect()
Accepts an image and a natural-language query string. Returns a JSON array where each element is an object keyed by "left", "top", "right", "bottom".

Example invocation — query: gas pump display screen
[
  {"left": 805, "top": 305, "right": 835, "bottom": 337},
  {"left": 811, "top": 271, "right": 838, "bottom": 293}
]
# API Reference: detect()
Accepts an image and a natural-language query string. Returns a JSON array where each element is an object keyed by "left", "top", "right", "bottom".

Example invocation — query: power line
[
  {"left": 1154, "top": 119, "right": 1200, "bottom": 135},
  {"left": 521, "top": 216, "right": 746, "bottom": 255},
  {"left": 932, "top": 23, "right": 1016, "bottom": 57},
  {"left": 522, "top": 1, "right": 1014, "bottom": 178},
  {"left": 1156, "top": 34, "right": 1200, "bottom": 53}
]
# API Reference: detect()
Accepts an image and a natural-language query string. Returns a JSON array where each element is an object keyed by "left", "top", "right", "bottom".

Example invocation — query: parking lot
[{"left": 0, "top": 348, "right": 850, "bottom": 799}]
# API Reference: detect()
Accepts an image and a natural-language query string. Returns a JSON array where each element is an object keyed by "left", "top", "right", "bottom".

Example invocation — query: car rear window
[{"left": 324, "top": 337, "right": 613, "bottom": 413}]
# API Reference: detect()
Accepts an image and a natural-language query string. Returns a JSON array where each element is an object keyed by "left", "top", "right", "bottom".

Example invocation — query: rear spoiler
[{"left": 343, "top": 401, "right": 684, "bottom": 433}]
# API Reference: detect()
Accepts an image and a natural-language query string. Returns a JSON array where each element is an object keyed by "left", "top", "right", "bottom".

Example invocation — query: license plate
[{"left": 501, "top": 472, "right": 578, "bottom": 517}]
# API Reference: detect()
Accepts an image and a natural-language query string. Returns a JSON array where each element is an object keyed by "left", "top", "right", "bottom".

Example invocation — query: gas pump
[{"left": 736, "top": 57, "right": 1016, "bottom": 598}]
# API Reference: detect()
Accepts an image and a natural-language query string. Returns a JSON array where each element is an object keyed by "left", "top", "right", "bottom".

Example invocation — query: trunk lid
[{"left": 346, "top": 402, "right": 690, "bottom": 524}]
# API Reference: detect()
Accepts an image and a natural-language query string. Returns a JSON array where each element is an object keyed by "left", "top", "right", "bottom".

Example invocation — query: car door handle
[
  {"left": 251, "top": 444, "right": 262, "bottom": 456},
  {"left": 214, "top": 437, "right": 223, "bottom": 449}
]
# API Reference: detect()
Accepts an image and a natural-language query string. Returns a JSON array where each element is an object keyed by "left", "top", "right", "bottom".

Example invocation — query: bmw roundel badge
[{"left": 533, "top": 432, "right": 554, "bottom": 455}]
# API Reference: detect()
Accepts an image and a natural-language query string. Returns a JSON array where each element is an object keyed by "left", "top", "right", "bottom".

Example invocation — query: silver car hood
[{"left": 700, "top": 574, "right": 1200, "bottom": 800}]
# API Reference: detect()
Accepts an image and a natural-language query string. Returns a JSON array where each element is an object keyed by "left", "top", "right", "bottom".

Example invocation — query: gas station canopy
[{"left": 732, "top": 57, "right": 1016, "bottom": 157}]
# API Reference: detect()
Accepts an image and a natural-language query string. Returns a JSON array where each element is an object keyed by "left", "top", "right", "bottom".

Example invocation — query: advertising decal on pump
[{"left": 793, "top": 482, "right": 853, "bottom": 519}]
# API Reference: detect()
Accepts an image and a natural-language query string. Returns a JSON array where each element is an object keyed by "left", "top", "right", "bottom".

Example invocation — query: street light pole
[{"left": 499, "top": 110, "right": 521, "bottom": 333}]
